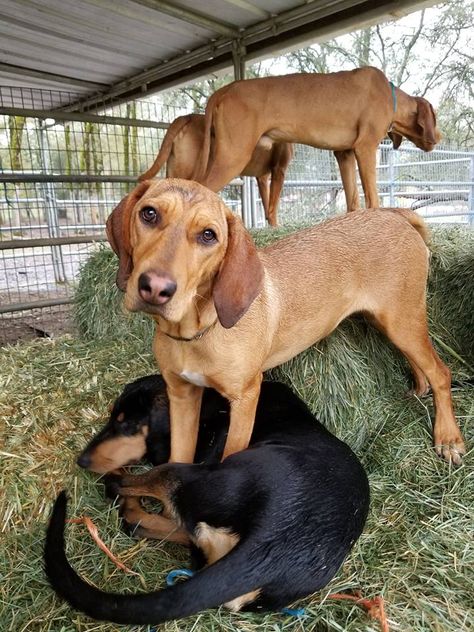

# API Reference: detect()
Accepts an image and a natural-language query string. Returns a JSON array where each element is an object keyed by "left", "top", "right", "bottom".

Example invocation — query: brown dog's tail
[
  {"left": 191, "top": 95, "right": 215, "bottom": 182},
  {"left": 138, "top": 115, "right": 195, "bottom": 181},
  {"left": 388, "top": 208, "right": 430, "bottom": 245},
  {"left": 192, "top": 84, "right": 234, "bottom": 183}
]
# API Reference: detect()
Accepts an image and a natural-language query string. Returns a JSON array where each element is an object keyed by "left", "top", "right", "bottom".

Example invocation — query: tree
[
  {"left": 283, "top": 1, "right": 474, "bottom": 147},
  {"left": 163, "top": 63, "right": 267, "bottom": 112}
]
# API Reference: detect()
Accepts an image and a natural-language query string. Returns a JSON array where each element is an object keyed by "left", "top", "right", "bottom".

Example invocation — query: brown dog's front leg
[
  {"left": 354, "top": 144, "right": 380, "bottom": 209},
  {"left": 165, "top": 374, "right": 203, "bottom": 463},
  {"left": 334, "top": 150, "right": 360, "bottom": 212},
  {"left": 222, "top": 374, "right": 263, "bottom": 460}
]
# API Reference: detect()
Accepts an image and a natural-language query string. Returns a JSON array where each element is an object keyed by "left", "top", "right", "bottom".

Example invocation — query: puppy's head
[
  {"left": 77, "top": 375, "right": 170, "bottom": 474},
  {"left": 390, "top": 96, "right": 441, "bottom": 151},
  {"left": 106, "top": 179, "right": 264, "bottom": 329}
]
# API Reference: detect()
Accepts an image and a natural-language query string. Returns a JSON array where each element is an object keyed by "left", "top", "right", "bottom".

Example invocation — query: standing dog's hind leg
[{"left": 372, "top": 309, "right": 465, "bottom": 464}]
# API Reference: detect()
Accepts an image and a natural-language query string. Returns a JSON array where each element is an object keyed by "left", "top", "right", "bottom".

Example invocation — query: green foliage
[{"left": 7, "top": 116, "right": 26, "bottom": 171}]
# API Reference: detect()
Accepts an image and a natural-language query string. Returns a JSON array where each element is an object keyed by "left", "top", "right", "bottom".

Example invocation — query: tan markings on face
[
  {"left": 117, "top": 412, "right": 125, "bottom": 422},
  {"left": 87, "top": 428, "right": 148, "bottom": 473}
]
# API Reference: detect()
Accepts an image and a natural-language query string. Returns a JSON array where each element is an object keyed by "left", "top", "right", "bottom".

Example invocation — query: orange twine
[
  {"left": 328, "top": 591, "right": 389, "bottom": 632},
  {"left": 67, "top": 516, "right": 139, "bottom": 576},
  {"left": 67, "top": 516, "right": 388, "bottom": 631}
]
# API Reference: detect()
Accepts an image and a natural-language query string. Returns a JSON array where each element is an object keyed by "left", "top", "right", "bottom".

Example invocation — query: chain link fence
[{"left": 1, "top": 87, "right": 473, "bottom": 344}]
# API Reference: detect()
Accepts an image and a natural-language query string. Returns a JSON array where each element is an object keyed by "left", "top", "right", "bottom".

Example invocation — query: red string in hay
[
  {"left": 327, "top": 591, "right": 389, "bottom": 632},
  {"left": 67, "top": 516, "right": 139, "bottom": 576},
  {"left": 67, "top": 517, "right": 388, "bottom": 631}
]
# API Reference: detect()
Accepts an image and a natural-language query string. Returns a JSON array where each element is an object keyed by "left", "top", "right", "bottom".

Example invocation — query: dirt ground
[{"left": 0, "top": 304, "right": 75, "bottom": 345}]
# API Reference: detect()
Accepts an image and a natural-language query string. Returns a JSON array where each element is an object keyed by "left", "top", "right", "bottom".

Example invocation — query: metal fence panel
[{"left": 1, "top": 88, "right": 473, "bottom": 343}]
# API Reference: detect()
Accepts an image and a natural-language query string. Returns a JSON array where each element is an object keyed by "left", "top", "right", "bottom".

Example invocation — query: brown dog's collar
[{"left": 163, "top": 320, "right": 217, "bottom": 342}]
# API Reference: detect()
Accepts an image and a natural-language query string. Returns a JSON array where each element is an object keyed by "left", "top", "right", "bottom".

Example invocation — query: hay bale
[
  {"left": 0, "top": 336, "right": 473, "bottom": 632},
  {"left": 3, "top": 223, "right": 473, "bottom": 632},
  {"left": 75, "top": 225, "right": 474, "bottom": 439}
]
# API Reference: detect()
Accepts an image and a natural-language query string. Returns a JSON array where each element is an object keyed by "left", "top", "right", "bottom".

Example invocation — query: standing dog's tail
[
  {"left": 389, "top": 208, "right": 430, "bottom": 245},
  {"left": 44, "top": 492, "right": 267, "bottom": 625},
  {"left": 138, "top": 115, "right": 195, "bottom": 181},
  {"left": 191, "top": 95, "right": 215, "bottom": 183},
  {"left": 192, "top": 84, "right": 233, "bottom": 183}
]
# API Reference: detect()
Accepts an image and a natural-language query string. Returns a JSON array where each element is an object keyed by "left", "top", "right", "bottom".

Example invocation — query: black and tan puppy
[
  {"left": 76, "top": 374, "right": 231, "bottom": 474},
  {"left": 45, "top": 381, "right": 370, "bottom": 625}
]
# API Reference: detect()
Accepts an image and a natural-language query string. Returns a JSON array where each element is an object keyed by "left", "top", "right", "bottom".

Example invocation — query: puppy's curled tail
[
  {"left": 138, "top": 115, "right": 195, "bottom": 181},
  {"left": 389, "top": 208, "right": 430, "bottom": 245},
  {"left": 44, "top": 492, "right": 268, "bottom": 625}
]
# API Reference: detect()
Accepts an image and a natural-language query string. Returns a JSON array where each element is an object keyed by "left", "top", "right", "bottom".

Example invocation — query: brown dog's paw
[{"left": 434, "top": 436, "right": 466, "bottom": 466}]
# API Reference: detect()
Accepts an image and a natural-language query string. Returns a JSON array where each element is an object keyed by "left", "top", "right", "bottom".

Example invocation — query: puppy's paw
[
  {"left": 122, "top": 519, "right": 143, "bottom": 538},
  {"left": 103, "top": 473, "right": 124, "bottom": 500}
]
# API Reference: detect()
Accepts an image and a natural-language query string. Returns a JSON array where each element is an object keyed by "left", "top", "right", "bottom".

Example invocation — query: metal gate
[{"left": 1, "top": 86, "right": 473, "bottom": 344}]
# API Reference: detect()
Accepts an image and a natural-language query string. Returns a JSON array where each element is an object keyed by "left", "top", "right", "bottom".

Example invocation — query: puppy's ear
[
  {"left": 415, "top": 97, "right": 439, "bottom": 146},
  {"left": 388, "top": 130, "right": 403, "bottom": 149},
  {"left": 106, "top": 181, "right": 151, "bottom": 291},
  {"left": 213, "top": 212, "right": 264, "bottom": 329}
]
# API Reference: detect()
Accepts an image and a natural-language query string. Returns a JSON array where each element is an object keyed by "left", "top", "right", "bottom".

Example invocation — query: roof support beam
[
  {"left": 0, "top": 62, "right": 106, "bottom": 91},
  {"left": 60, "top": 0, "right": 436, "bottom": 112},
  {"left": 128, "top": 0, "right": 239, "bottom": 36}
]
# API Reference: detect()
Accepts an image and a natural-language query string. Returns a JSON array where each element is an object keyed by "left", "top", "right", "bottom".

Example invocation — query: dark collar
[{"left": 163, "top": 320, "right": 217, "bottom": 342}]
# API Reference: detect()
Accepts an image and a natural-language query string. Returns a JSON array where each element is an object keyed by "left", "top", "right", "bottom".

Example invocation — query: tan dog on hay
[
  {"left": 138, "top": 113, "right": 293, "bottom": 227},
  {"left": 106, "top": 179, "right": 465, "bottom": 465},
  {"left": 192, "top": 66, "right": 440, "bottom": 211}
]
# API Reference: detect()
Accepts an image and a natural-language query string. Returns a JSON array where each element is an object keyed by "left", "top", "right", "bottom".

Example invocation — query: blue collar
[{"left": 389, "top": 81, "right": 397, "bottom": 113}]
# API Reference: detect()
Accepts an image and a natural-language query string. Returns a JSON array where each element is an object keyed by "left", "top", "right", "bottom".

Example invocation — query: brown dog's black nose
[{"left": 138, "top": 272, "right": 177, "bottom": 305}]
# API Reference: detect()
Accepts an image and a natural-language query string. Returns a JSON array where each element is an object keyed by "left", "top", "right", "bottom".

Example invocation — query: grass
[
  {"left": 1, "top": 221, "right": 474, "bottom": 631},
  {"left": 0, "top": 337, "right": 472, "bottom": 632}
]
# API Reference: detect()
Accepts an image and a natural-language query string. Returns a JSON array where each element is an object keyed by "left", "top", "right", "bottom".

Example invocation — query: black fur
[
  {"left": 77, "top": 374, "right": 231, "bottom": 468},
  {"left": 45, "top": 381, "right": 370, "bottom": 625}
]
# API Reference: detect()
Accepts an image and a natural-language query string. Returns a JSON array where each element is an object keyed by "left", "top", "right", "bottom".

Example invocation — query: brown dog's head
[
  {"left": 390, "top": 96, "right": 441, "bottom": 151},
  {"left": 106, "top": 179, "right": 264, "bottom": 329}
]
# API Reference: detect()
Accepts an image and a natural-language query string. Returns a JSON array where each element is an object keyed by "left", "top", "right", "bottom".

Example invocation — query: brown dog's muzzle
[{"left": 138, "top": 271, "right": 177, "bottom": 306}]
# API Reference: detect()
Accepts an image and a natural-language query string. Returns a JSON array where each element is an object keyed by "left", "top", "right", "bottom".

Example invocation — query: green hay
[
  {"left": 2, "top": 222, "right": 473, "bottom": 631},
  {"left": 75, "top": 224, "right": 474, "bottom": 442},
  {"left": 0, "top": 337, "right": 473, "bottom": 632}
]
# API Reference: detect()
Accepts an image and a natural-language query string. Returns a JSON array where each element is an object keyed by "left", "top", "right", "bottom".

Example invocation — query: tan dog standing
[
  {"left": 139, "top": 113, "right": 293, "bottom": 227},
  {"left": 192, "top": 66, "right": 441, "bottom": 211},
  {"left": 106, "top": 179, "right": 465, "bottom": 466}
]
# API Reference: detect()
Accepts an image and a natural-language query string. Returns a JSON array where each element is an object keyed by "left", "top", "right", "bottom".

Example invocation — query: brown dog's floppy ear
[
  {"left": 105, "top": 181, "right": 151, "bottom": 291},
  {"left": 213, "top": 213, "right": 264, "bottom": 329},
  {"left": 415, "top": 97, "right": 439, "bottom": 146},
  {"left": 388, "top": 130, "right": 403, "bottom": 149}
]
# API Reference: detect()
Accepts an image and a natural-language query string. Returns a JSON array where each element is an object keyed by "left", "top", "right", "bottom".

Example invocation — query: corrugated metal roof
[{"left": 0, "top": 0, "right": 433, "bottom": 111}]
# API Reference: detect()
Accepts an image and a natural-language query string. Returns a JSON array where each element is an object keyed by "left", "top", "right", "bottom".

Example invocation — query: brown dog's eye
[
  {"left": 199, "top": 228, "right": 217, "bottom": 244},
  {"left": 140, "top": 206, "right": 159, "bottom": 224}
]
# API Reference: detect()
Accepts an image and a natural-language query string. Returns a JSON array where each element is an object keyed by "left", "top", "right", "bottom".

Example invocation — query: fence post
[
  {"left": 242, "top": 176, "right": 253, "bottom": 227},
  {"left": 469, "top": 155, "right": 474, "bottom": 227},
  {"left": 388, "top": 146, "right": 395, "bottom": 207},
  {"left": 38, "top": 123, "right": 67, "bottom": 283}
]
